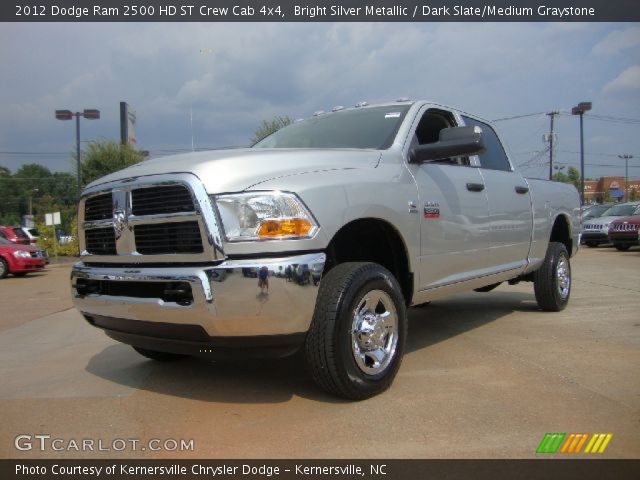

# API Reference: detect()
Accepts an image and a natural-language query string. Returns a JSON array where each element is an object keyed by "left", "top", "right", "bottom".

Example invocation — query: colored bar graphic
[
  {"left": 536, "top": 433, "right": 566, "bottom": 453},
  {"left": 538, "top": 432, "right": 612, "bottom": 454},
  {"left": 584, "top": 433, "right": 613, "bottom": 454}
]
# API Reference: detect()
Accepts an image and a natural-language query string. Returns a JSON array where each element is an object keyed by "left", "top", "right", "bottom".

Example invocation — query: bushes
[{"left": 36, "top": 217, "right": 79, "bottom": 257}]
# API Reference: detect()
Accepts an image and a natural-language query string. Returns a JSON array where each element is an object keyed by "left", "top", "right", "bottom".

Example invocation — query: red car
[
  {"left": 0, "top": 237, "right": 46, "bottom": 278},
  {"left": 608, "top": 215, "right": 640, "bottom": 251},
  {"left": 0, "top": 226, "right": 30, "bottom": 245}
]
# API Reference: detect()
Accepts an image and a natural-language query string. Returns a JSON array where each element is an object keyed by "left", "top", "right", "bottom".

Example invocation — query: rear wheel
[
  {"left": 614, "top": 244, "right": 630, "bottom": 251},
  {"left": 0, "top": 258, "right": 8, "bottom": 279},
  {"left": 305, "top": 262, "right": 407, "bottom": 400},
  {"left": 533, "top": 242, "right": 571, "bottom": 312},
  {"left": 133, "top": 346, "right": 188, "bottom": 362}
]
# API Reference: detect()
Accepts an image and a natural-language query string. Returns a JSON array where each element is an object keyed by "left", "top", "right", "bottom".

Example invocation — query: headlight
[
  {"left": 213, "top": 191, "right": 318, "bottom": 242},
  {"left": 13, "top": 250, "right": 31, "bottom": 259}
]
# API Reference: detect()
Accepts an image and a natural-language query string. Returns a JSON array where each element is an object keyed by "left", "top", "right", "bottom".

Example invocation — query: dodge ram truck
[{"left": 71, "top": 100, "right": 580, "bottom": 399}]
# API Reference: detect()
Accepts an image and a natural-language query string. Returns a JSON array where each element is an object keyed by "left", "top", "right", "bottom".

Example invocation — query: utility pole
[
  {"left": 572, "top": 102, "right": 592, "bottom": 205},
  {"left": 618, "top": 154, "right": 633, "bottom": 201},
  {"left": 547, "top": 111, "right": 559, "bottom": 180}
]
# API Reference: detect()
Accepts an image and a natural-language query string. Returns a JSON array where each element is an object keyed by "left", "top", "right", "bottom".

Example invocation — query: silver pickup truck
[{"left": 71, "top": 100, "right": 580, "bottom": 399}]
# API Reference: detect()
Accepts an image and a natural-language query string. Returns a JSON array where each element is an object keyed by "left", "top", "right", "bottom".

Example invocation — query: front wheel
[
  {"left": 0, "top": 258, "right": 8, "bottom": 279},
  {"left": 305, "top": 262, "right": 407, "bottom": 400},
  {"left": 533, "top": 242, "right": 571, "bottom": 312},
  {"left": 614, "top": 244, "right": 630, "bottom": 251}
]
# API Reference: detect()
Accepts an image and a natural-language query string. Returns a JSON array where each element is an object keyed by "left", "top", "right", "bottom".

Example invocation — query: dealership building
[{"left": 583, "top": 176, "right": 640, "bottom": 203}]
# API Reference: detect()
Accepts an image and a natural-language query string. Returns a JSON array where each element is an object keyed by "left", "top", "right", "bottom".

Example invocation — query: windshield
[
  {"left": 27, "top": 228, "right": 40, "bottom": 236},
  {"left": 583, "top": 205, "right": 610, "bottom": 219},
  {"left": 253, "top": 105, "right": 411, "bottom": 150},
  {"left": 602, "top": 204, "right": 639, "bottom": 217}
]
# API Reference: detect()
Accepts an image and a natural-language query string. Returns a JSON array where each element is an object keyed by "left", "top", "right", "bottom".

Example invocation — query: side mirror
[{"left": 409, "top": 126, "right": 485, "bottom": 163}]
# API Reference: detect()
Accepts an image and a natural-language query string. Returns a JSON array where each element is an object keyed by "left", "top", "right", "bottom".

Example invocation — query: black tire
[
  {"left": 133, "top": 346, "right": 188, "bottom": 362},
  {"left": 304, "top": 262, "right": 407, "bottom": 400},
  {"left": 13, "top": 272, "right": 28, "bottom": 277},
  {"left": 586, "top": 242, "right": 599, "bottom": 248},
  {"left": 0, "top": 258, "right": 8, "bottom": 279},
  {"left": 533, "top": 242, "right": 571, "bottom": 312},
  {"left": 614, "top": 244, "right": 630, "bottom": 251}
]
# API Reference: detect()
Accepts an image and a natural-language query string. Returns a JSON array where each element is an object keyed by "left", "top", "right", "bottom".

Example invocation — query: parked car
[
  {"left": 582, "top": 204, "right": 613, "bottom": 222},
  {"left": 581, "top": 202, "right": 640, "bottom": 247},
  {"left": 608, "top": 215, "right": 640, "bottom": 251},
  {"left": 0, "top": 237, "right": 46, "bottom": 278},
  {"left": 18, "top": 227, "right": 50, "bottom": 264},
  {"left": 0, "top": 226, "right": 30, "bottom": 245},
  {"left": 71, "top": 100, "right": 580, "bottom": 399}
]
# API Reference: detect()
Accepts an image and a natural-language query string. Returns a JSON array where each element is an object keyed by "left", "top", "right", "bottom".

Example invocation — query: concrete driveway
[{"left": 0, "top": 248, "right": 638, "bottom": 458}]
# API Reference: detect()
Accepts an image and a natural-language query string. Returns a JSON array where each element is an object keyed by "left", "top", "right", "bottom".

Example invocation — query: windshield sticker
[{"left": 385, "top": 112, "right": 401, "bottom": 118}]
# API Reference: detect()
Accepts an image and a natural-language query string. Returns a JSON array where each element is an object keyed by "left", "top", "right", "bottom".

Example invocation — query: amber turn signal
[{"left": 258, "top": 218, "right": 313, "bottom": 238}]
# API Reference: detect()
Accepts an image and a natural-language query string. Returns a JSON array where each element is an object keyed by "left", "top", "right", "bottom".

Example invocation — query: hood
[
  {"left": 85, "top": 148, "right": 382, "bottom": 193},
  {"left": 611, "top": 215, "right": 640, "bottom": 226},
  {"left": 0, "top": 242, "right": 36, "bottom": 252},
  {"left": 585, "top": 215, "right": 622, "bottom": 226}
]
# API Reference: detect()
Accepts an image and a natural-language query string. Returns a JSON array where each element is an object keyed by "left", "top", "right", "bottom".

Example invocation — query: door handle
[
  {"left": 466, "top": 182, "right": 485, "bottom": 192},
  {"left": 515, "top": 186, "right": 529, "bottom": 194}
]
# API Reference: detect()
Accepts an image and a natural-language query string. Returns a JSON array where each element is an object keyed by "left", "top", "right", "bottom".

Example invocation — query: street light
[
  {"left": 55, "top": 108, "right": 100, "bottom": 198},
  {"left": 618, "top": 154, "right": 633, "bottom": 202},
  {"left": 571, "top": 102, "right": 592, "bottom": 205}
]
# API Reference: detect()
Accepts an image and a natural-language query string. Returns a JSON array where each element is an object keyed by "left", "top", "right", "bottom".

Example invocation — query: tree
[
  {"left": 80, "top": 140, "right": 145, "bottom": 186},
  {"left": 630, "top": 189, "right": 638, "bottom": 202},
  {"left": 251, "top": 116, "right": 293, "bottom": 145},
  {"left": 567, "top": 167, "right": 581, "bottom": 191}
]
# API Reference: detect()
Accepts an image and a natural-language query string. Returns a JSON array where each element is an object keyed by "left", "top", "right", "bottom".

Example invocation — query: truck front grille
[
  {"left": 85, "top": 228, "right": 117, "bottom": 255},
  {"left": 84, "top": 193, "right": 112, "bottom": 221},
  {"left": 80, "top": 179, "right": 213, "bottom": 261},
  {"left": 131, "top": 185, "right": 194, "bottom": 216},
  {"left": 611, "top": 223, "right": 638, "bottom": 232},
  {"left": 134, "top": 222, "right": 203, "bottom": 254}
]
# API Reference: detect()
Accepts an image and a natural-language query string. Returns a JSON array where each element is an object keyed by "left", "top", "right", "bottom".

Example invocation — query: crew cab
[{"left": 71, "top": 100, "right": 580, "bottom": 399}]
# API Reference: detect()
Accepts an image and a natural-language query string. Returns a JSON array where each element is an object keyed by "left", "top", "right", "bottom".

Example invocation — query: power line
[{"left": 493, "top": 112, "right": 547, "bottom": 122}]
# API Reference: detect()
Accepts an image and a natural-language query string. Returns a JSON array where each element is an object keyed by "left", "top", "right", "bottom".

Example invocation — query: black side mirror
[{"left": 409, "top": 126, "right": 485, "bottom": 163}]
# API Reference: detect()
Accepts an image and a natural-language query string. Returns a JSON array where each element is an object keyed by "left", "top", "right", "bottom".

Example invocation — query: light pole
[
  {"left": 571, "top": 102, "right": 592, "bottom": 205},
  {"left": 618, "top": 154, "right": 633, "bottom": 202},
  {"left": 55, "top": 109, "right": 100, "bottom": 198}
]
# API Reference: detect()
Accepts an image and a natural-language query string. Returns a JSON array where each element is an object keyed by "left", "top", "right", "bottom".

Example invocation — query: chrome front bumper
[{"left": 71, "top": 252, "right": 326, "bottom": 343}]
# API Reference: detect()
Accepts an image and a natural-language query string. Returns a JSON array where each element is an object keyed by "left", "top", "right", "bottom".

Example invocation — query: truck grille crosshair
[{"left": 81, "top": 183, "right": 207, "bottom": 257}]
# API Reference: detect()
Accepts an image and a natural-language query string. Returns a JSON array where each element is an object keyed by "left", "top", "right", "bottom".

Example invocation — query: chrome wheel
[
  {"left": 351, "top": 289, "right": 398, "bottom": 376},
  {"left": 556, "top": 255, "right": 570, "bottom": 300}
]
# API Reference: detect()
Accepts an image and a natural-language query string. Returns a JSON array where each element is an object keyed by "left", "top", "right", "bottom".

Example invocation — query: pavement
[{"left": 0, "top": 248, "right": 638, "bottom": 459}]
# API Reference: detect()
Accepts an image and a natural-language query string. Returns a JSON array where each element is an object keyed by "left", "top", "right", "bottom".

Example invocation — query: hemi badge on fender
[{"left": 424, "top": 202, "right": 440, "bottom": 219}]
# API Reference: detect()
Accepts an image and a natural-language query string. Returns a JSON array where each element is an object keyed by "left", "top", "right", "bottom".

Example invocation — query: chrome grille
[
  {"left": 612, "top": 223, "right": 638, "bottom": 232},
  {"left": 79, "top": 175, "right": 223, "bottom": 263},
  {"left": 84, "top": 193, "right": 112, "bottom": 221},
  {"left": 85, "top": 228, "right": 117, "bottom": 255},
  {"left": 131, "top": 185, "right": 194, "bottom": 216},
  {"left": 134, "top": 222, "right": 203, "bottom": 254}
]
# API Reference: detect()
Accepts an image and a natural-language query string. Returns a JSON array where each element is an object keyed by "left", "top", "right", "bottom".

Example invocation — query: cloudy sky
[{"left": 0, "top": 22, "right": 639, "bottom": 180}]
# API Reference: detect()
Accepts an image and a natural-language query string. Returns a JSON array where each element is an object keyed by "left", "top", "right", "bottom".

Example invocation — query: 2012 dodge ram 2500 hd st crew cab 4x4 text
[{"left": 71, "top": 101, "right": 580, "bottom": 399}]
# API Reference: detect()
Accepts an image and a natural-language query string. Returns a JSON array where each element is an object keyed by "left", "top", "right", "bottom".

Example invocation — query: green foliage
[
  {"left": 80, "top": 140, "right": 145, "bottom": 186},
  {"left": 552, "top": 166, "right": 581, "bottom": 191},
  {"left": 251, "top": 116, "right": 293, "bottom": 145},
  {"left": 603, "top": 190, "right": 613, "bottom": 203},
  {"left": 629, "top": 189, "right": 638, "bottom": 202},
  {"left": 36, "top": 217, "right": 78, "bottom": 257},
  {"left": 0, "top": 164, "right": 77, "bottom": 230}
]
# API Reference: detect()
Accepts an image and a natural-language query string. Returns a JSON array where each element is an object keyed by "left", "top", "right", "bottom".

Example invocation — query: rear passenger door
[{"left": 461, "top": 116, "right": 533, "bottom": 273}]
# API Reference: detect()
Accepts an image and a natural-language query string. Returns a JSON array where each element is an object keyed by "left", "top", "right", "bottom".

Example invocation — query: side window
[
  {"left": 462, "top": 116, "right": 511, "bottom": 171},
  {"left": 412, "top": 109, "right": 470, "bottom": 166}
]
